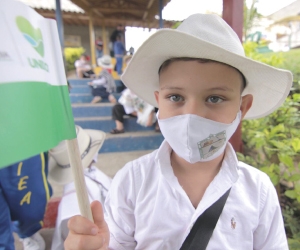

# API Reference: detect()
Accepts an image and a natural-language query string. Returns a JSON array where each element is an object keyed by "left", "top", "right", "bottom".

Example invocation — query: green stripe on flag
[{"left": 0, "top": 81, "right": 76, "bottom": 168}]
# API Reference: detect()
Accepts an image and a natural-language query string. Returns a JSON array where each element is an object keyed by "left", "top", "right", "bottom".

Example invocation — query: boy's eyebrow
[
  {"left": 160, "top": 86, "right": 183, "bottom": 90},
  {"left": 208, "top": 86, "right": 234, "bottom": 92}
]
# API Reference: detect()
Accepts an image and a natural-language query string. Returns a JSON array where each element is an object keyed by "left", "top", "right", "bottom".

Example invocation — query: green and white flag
[{"left": 0, "top": 0, "right": 76, "bottom": 168}]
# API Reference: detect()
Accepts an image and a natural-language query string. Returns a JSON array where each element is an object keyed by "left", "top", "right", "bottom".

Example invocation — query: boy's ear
[
  {"left": 154, "top": 91, "right": 159, "bottom": 105},
  {"left": 240, "top": 94, "right": 253, "bottom": 119}
]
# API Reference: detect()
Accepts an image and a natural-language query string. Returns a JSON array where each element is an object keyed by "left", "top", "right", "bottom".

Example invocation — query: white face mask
[{"left": 157, "top": 111, "right": 241, "bottom": 163}]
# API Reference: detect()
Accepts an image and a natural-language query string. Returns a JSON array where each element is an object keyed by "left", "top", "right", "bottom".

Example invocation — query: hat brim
[
  {"left": 98, "top": 62, "right": 114, "bottom": 70},
  {"left": 121, "top": 29, "right": 292, "bottom": 119},
  {"left": 48, "top": 129, "right": 106, "bottom": 185}
]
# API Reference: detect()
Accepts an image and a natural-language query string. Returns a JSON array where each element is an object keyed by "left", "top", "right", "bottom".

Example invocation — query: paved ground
[{"left": 14, "top": 150, "right": 153, "bottom": 250}]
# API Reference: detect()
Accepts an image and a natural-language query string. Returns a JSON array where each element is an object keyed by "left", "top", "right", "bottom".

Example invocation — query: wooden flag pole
[{"left": 66, "top": 138, "right": 94, "bottom": 222}]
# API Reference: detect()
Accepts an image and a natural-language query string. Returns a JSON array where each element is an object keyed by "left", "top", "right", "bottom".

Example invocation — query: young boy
[
  {"left": 64, "top": 14, "right": 292, "bottom": 249},
  {"left": 88, "top": 55, "right": 117, "bottom": 104}
]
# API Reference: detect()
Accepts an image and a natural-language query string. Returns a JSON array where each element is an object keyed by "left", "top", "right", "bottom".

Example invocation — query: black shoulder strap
[{"left": 180, "top": 188, "right": 231, "bottom": 250}]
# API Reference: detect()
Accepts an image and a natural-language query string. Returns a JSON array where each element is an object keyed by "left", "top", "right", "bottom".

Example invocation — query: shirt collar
[{"left": 155, "top": 140, "right": 240, "bottom": 185}]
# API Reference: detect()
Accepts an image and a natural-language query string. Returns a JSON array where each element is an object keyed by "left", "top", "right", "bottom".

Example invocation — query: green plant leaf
[
  {"left": 279, "top": 154, "right": 294, "bottom": 169},
  {"left": 285, "top": 190, "right": 298, "bottom": 199},
  {"left": 269, "top": 173, "right": 280, "bottom": 185},
  {"left": 269, "top": 124, "right": 285, "bottom": 138},
  {"left": 289, "top": 174, "right": 300, "bottom": 182},
  {"left": 269, "top": 140, "right": 289, "bottom": 150},
  {"left": 292, "top": 93, "right": 300, "bottom": 102},
  {"left": 292, "top": 138, "right": 300, "bottom": 152}
]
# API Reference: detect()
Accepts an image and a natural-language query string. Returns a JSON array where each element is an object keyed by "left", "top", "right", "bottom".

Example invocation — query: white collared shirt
[
  {"left": 105, "top": 141, "right": 288, "bottom": 250},
  {"left": 51, "top": 166, "right": 112, "bottom": 250}
]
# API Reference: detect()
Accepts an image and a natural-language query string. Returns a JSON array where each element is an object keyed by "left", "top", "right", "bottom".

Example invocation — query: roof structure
[
  {"left": 268, "top": 0, "right": 300, "bottom": 21},
  {"left": 18, "top": 0, "right": 176, "bottom": 28},
  {"left": 18, "top": 0, "right": 84, "bottom": 13}
]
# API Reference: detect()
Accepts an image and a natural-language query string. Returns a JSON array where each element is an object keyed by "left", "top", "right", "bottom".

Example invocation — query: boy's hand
[{"left": 64, "top": 201, "right": 110, "bottom": 250}]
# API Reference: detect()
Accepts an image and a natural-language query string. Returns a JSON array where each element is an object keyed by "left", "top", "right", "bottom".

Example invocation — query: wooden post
[
  {"left": 223, "top": 0, "right": 244, "bottom": 42},
  {"left": 223, "top": 0, "right": 244, "bottom": 153},
  {"left": 89, "top": 11, "right": 96, "bottom": 68},
  {"left": 102, "top": 19, "right": 108, "bottom": 55},
  {"left": 159, "top": 0, "right": 163, "bottom": 28}
]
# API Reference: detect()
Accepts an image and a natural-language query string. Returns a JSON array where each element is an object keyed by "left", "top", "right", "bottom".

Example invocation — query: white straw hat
[
  {"left": 97, "top": 55, "right": 113, "bottom": 69},
  {"left": 48, "top": 126, "right": 106, "bottom": 185},
  {"left": 121, "top": 13, "right": 293, "bottom": 119}
]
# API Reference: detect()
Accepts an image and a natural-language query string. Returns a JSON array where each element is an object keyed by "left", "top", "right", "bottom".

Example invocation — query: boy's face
[{"left": 155, "top": 60, "right": 253, "bottom": 123}]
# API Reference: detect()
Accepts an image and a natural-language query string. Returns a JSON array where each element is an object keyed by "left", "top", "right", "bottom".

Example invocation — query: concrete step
[
  {"left": 74, "top": 116, "right": 156, "bottom": 133},
  {"left": 70, "top": 85, "right": 91, "bottom": 94},
  {"left": 100, "top": 131, "right": 164, "bottom": 153},
  {"left": 70, "top": 92, "right": 122, "bottom": 104},
  {"left": 70, "top": 84, "right": 125, "bottom": 95},
  {"left": 68, "top": 78, "right": 90, "bottom": 85},
  {"left": 69, "top": 79, "right": 125, "bottom": 91},
  {"left": 70, "top": 85, "right": 125, "bottom": 95},
  {"left": 70, "top": 93, "right": 93, "bottom": 103},
  {"left": 72, "top": 103, "right": 114, "bottom": 117}
]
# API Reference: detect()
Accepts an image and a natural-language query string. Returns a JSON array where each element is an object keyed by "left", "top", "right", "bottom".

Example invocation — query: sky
[{"left": 125, "top": 0, "right": 297, "bottom": 51}]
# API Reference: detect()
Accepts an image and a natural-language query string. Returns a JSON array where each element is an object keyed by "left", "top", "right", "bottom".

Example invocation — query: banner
[{"left": 0, "top": 0, "right": 76, "bottom": 168}]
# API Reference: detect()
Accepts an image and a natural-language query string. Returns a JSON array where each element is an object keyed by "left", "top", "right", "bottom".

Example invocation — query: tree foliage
[
  {"left": 239, "top": 42, "right": 300, "bottom": 246},
  {"left": 64, "top": 47, "right": 85, "bottom": 71},
  {"left": 243, "top": 0, "right": 262, "bottom": 40}
]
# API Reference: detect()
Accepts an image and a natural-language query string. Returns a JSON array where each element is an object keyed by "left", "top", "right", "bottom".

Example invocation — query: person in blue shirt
[
  {"left": 0, "top": 153, "right": 52, "bottom": 250},
  {"left": 113, "top": 35, "right": 126, "bottom": 75}
]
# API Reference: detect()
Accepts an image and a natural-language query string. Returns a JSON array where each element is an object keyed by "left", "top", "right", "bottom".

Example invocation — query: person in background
[
  {"left": 128, "top": 46, "right": 134, "bottom": 55},
  {"left": 113, "top": 35, "right": 126, "bottom": 75},
  {"left": 88, "top": 55, "right": 117, "bottom": 104},
  {"left": 74, "top": 55, "right": 95, "bottom": 78},
  {"left": 0, "top": 153, "right": 52, "bottom": 250},
  {"left": 110, "top": 88, "right": 156, "bottom": 134},
  {"left": 49, "top": 126, "right": 111, "bottom": 250},
  {"left": 109, "top": 24, "right": 124, "bottom": 57},
  {"left": 95, "top": 37, "right": 103, "bottom": 59}
]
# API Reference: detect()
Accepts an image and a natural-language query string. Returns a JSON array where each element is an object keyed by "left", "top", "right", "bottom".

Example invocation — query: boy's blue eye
[
  {"left": 207, "top": 96, "right": 223, "bottom": 103},
  {"left": 169, "top": 95, "right": 183, "bottom": 102}
]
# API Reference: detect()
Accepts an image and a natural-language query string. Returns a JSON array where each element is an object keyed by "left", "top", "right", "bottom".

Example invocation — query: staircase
[{"left": 69, "top": 78, "right": 164, "bottom": 154}]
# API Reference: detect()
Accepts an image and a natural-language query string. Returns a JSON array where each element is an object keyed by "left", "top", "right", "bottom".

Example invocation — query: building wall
[{"left": 64, "top": 25, "right": 115, "bottom": 58}]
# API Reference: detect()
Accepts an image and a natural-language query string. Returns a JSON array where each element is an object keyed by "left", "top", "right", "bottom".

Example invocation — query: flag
[{"left": 0, "top": 0, "right": 76, "bottom": 168}]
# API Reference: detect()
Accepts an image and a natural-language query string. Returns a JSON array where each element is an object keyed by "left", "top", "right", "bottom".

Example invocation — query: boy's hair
[{"left": 158, "top": 58, "right": 246, "bottom": 92}]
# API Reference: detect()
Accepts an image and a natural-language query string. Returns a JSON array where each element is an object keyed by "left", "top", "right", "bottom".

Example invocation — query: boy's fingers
[
  {"left": 68, "top": 215, "right": 98, "bottom": 235},
  {"left": 66, "top": 202, "right": 109, "bottom": 249},
  {"left": 64, "top": 233, "right": 105, "bottom": 250},
  {"left": 91, "top": 201, "right": 109, "bottom": 230},
  {"left": 91, "top": 201, "right": 110, "bottom": 244}
]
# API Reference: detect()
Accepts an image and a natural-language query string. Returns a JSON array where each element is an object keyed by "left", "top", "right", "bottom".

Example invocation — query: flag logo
[{"left": 15, "top": 16, "right": 44, "bottom": 57}]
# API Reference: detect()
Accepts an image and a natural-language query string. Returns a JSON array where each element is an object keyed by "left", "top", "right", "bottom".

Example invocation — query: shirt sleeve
[
  {"left": 92, "top": 77, "right": 106, "bottom": 86},
  {"left": 74, "top": 60, "right": 80, "bottom": 68},
  {"left": 253, "top": 177, "right": 288, "bottom": 250},
  {"left": 104, "top": 162, "right": 137, "bottom": 250},
  {"left": 118, "top": 89, "right": 135, "bottom": 114}
]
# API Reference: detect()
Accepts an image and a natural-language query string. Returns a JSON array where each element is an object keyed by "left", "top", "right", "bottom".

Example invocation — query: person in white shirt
[
  {"left": 88, "top": 55, "right": 117, "bottom": 104},
  {"left": 64, "top": 14, "right": 292, "bottom": 250},
  {"left": 110, "top": 88, "right": 156, "bottom": 134},
  {"left": 48, "top": 126, "right": 111, "bottom": 250},
  {"left": 74, "top": 55, "right": 94, "bottom": 78}
]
